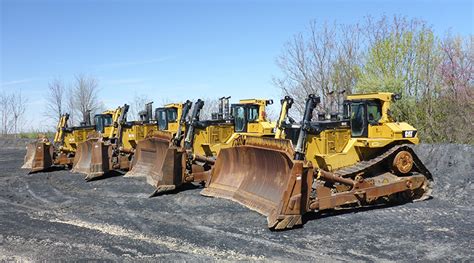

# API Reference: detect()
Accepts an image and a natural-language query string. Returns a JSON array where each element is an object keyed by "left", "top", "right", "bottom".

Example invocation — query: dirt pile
[{"left": 414, "top": 144, "right": 473, "bottom": 206}]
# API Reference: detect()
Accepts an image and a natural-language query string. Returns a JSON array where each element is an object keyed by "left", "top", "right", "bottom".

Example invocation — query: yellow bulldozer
[
  {"left": 71, "top": 104, "right": 130, "bottom": 175},
  {"left": 202, "top": 92, "right": 433, "bottom": 230},
  {"left": 21, "top": 107, "right": 123, "bottom": 173},
  {"left": 129, "top": 96, "right": 292, "bottom": 196}
]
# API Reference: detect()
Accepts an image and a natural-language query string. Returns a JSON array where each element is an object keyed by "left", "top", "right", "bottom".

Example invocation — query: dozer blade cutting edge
[
  {"left": 71, "top": 139, "right": 96, "bottom": 175},
  {"left": 21, "top": 140, "right": 53, "bottom": 173}
]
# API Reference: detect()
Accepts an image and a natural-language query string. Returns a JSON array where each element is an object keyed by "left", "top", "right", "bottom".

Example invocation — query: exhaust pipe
[
  {"left": 146, "top": 102, "right": 153, "bottom": 122},
  {"left": 184, "top": 99, "right": 204, "bottom": 150},
  {"left": 294, "top": 94, "right": 320, "bottom": 160}
]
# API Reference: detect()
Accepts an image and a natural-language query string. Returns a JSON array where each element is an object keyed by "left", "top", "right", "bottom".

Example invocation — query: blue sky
[{"left": 1, "top": 0, "right": 472, "bottom": 130}]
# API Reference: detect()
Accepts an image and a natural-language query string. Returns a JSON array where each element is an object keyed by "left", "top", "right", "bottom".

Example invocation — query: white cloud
[{"left": 0, "top": 79, "right": 35, "bottom": 87}]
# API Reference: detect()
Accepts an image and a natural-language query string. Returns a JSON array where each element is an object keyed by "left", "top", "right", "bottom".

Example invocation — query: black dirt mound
[{"left": 414, "top": 144, "right": 473, "bottom": 206}]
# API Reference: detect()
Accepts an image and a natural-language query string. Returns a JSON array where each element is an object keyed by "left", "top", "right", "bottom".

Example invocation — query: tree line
[{"left": 274, "top": 15, "right": 473, "bottom": 144}]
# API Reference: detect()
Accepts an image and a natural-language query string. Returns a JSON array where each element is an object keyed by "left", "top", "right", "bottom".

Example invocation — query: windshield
[
  {"left": 94, "top": 114, "right": 112, "bottom": 133},
  {"left": 247, "top": 106, "right": 259, "bottom": 122},
  {"left": 156, "top": 109, "right": 168, "bottom": 130},
  {"left": 350, "top": 103, "right": 366, "bottom": 137},
  {"left": 343, "top": 102, "right": 350, "bottom": 119},
  {"left": 367, "top": 101, "right": 382, "bottom": 124},
  {"left": 167, "top": 108, "right": 178, "bottom": 122},
  {"left": 103, "top": 115, "right": 112, "bottom": 126},
  {"left": 234, "top": 106, "right": 246, "bottom": 132}
]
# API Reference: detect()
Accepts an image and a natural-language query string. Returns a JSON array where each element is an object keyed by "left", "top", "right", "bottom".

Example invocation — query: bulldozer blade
[
  {"left": 201, "top": 137, "right": 307, "bottom": 229},
  {"left": 85, "top": 141, "right": 113, "bottom": 181},
  {"left": 124, "top": 136, "right": 171, "bottom": 179},
  {"left": 71, "top": 139, "right": 96, "bottom": 175},
  {"left": 124, "top": 132, "right": 185, "bottom": 195},
  {"left": 21, "top": 142, "right": 36, "bottom": 169},
  {"left": 148, "top": 146, "right": 184, "bottom": 196},
  {"left": 21, "top": 141, "right": 54, "bottom": 173}
]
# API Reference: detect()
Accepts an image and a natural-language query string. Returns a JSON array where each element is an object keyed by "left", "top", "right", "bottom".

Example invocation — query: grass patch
[{"left": 18, "top": 132, "right": 55, "bottom": 139}]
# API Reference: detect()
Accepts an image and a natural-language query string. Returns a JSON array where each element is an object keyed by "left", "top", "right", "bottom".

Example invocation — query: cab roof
[
  {"left": 347, "top": 92, "right": 394, "bottom": 102},
  {"left": 238, "top": 99, "right": 273, "bottom": 106},
  {"left": 164, "top": 103, "right": 182, "bottom": 108}
]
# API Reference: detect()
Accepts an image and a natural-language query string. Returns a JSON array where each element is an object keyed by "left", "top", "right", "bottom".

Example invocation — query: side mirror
[{"left": 392, "top": 93, "right": 402, "bottom": 101}]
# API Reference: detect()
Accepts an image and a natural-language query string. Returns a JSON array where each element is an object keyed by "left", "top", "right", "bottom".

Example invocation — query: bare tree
[
  {"left": 45, "top": 78, "right": 66, "bottom": 121},
  {"left": 10, "top": 91, "right": 28, "bottom": 137},
  {"left": 71, "top": 74, "right": 100, "bottom": 125},
  {"left": 130, "top": 93, "right": 149, "bottom": 121},
  {"left": 66, "top": 87, "right": 76, "bottom": 125},
  {"left": 0, "top": 92, "right": 13, "bottom": 135},
  {"left": 200, "top": 98, "right": 221, "bottom": 120},
  {"left": 274, "top": 20, "right": 362, "bottom": 117}
]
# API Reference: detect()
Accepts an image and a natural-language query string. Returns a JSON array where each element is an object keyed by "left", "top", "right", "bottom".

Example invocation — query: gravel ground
[{"left": 0, "top": 143, "right": 472, "bottom": 261}]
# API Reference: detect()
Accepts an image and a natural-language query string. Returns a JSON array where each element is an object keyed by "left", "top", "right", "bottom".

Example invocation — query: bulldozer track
[
  {"left": 333, "top": 144, "right": 434, "bottom": 200},
  {"left": 336, "top": 144, "right": 430, "bottom": 177}
]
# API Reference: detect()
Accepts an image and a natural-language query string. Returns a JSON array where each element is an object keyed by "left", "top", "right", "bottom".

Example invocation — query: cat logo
[{"left": 403, "top": 130, "right": 416, "bottom": 138}]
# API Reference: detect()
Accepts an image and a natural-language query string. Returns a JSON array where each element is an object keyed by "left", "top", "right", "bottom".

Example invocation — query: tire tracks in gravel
[
  {"left": 19, "top": 177, "right": 77, "bottom": 207},
  {"left": 136, "top": 209, "right": 338, "bottom": 261},
  {"left": 44, "top": 217, "right": 266, "bottom": 261},
  {"left": 1, "top": 198, "right": 266, "bottom": 261}
]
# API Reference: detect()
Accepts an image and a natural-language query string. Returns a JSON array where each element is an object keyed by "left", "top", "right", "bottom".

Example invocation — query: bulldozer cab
[
  {"left": 93, "top": 114, "right": 113, "bottom": 133},
  {"left": 231, "top": 104, "right": 259, "bottom": 132},
  {"left": 230, "top": 99, "right": 274, "bottom": 134},
  {"left": 343, "top": 99, "right": 382, "bottom": 138},
  {"left": 92, "top": 105, "right": 128, "bottom": 139},
  {"left": 191, "top": 98, "right": 274, "bottom": 155},
  {"left": 155, "top": 103, "right": 183, "bottom": 132},
  {"left": 343, "top": 92, "right": 418, "bottom": 143}
]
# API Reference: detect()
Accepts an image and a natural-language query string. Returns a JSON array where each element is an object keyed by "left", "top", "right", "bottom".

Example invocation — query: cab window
[
  {"left": 367, "top": 101, "right": 382, "bottom": 124},
  {"left": 103, "top": 115, "right": 112, "bottom": 126},
  {"left": 94, "top": 115, "right": 110, "bottom": 133},
  {"left": 247, "top": 106, "right": 259, "bottom": 122},
  {"left": 234, "top": 106, "right": 246, "bottom": 132},
  {"left": 167, "top": 108, "right": 178, "bottom": 123},
  {"left": 157, "top": 109, "right": 168, "bottom": 130},
  {"left": 350, "top": 103, "right": 366, "bottom": 137},
  {"left": 343, "top": 103, "right": 350, "bottom": 120}
]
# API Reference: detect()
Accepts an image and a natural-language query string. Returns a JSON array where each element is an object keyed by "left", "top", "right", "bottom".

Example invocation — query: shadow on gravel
[
  {"left": 149, "top": 183, "right": 201, "bottom": 198},
  {"left": 85, "top": 171, "right": 124, "bottom": 182},
  {"left": 27, "top": 166, "right": 67, "bottom": 175},
  {"left": 300, "top": 200, "right": 417, "bottom": 227}
]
